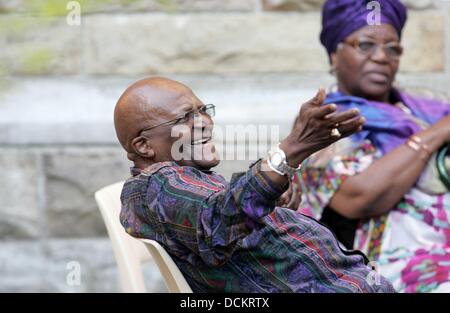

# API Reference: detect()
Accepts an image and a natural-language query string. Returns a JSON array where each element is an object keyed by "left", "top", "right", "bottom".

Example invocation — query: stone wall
[{"left": 0, "top": 0, "right": 449, "bottom": 292}]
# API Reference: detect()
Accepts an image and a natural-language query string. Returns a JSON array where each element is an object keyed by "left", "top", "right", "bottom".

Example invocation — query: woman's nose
[{"left": 371, "top": 45, "right": 389, "bottom": 63}]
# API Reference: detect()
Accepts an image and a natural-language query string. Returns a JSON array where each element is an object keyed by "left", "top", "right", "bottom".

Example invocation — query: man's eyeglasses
[
  {"left": 340, "top": 38, "right": 403, "bottom": 60},
  {"left": 138, "top": 104, "right": 216, "bottom": 135}
]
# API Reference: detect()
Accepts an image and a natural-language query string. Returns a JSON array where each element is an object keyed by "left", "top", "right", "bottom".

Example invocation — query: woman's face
[{"left": 331, "top": 24, "right": 402, "bottom": 102}]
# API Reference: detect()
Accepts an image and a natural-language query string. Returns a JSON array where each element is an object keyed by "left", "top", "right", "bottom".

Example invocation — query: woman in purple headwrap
[{"left": 295, "top": 0, "right": 450, "bottom": 292}]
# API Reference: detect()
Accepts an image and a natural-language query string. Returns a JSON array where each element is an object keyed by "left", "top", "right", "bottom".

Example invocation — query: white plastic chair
[
  {"left": 94, "top": 181, "right": 192, "bottom": 293},
  {"left": 139, "top": 238, "right": 193, "bottom": 293}
]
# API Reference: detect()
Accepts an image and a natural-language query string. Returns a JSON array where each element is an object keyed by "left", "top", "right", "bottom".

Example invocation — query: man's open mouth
[{"left": 191, "top": 137, "right": 212, "bottom": 145}]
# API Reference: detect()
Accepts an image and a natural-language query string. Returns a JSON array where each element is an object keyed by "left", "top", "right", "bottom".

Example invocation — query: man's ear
[{"left": 131, "top": 136, "right": 155, "bottom": 159}]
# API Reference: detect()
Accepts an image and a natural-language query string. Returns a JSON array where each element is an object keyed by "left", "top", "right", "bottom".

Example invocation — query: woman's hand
[
  {"left": 429, "top": 115, "right": 450, "bottom": 145},
  {"left": 280, "top": 88, "right": 365, "bottom": 167},
  {"left": 276, "top": 179, "right": 301, "bottom": 210}
]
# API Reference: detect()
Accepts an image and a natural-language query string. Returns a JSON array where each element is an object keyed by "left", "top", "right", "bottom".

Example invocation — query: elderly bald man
[{"left": 114, "top": 77, "right": 394, "bottom": 293}]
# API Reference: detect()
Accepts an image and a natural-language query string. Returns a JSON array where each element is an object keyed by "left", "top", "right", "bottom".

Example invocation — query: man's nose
[{"left": 192, "top": 112, "right": 213, "bottom": 130}]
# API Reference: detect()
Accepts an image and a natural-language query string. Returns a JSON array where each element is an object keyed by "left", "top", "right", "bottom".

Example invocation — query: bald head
[
  {"left": 114, "top": 77, "right": 196, "bottom": 152},
  {"left": 114, "top": 76, "right": 220, "bottom": 170}
]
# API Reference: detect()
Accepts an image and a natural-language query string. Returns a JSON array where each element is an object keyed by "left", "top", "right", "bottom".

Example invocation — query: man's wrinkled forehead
[
  {"left": 176, "top": 92, "right": 204, "bottom": 111},
  {"left": 144, "top": 83, "right": 201, "bottom": 113}
]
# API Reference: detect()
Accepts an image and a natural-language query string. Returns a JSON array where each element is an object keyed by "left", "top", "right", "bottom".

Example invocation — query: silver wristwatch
[{"left": 266, "top": 143, "right": 301, "bottom": 177}]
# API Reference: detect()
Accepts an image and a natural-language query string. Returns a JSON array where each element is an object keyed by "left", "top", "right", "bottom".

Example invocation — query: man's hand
[
  {"left": 262, "top": 88, "right": 365, "bottom": 191},
  {"left": 280, "top": 88, "right": 365, "bottom": 167}
]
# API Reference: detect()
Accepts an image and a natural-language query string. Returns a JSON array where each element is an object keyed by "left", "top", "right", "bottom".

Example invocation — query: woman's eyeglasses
[
  {"left": 138, "top": 104, "right": 216, "bottom": 135},
  {"left": 340, "top": 38, "right": 403, "bottom": 60}
]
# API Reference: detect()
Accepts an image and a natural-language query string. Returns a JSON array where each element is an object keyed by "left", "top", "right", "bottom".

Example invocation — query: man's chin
[
  {"left": 191, "top": 158, "right": 220, "bottom": 171},
  {"left": 172, "top": 141, "right": 220, "bottom": 170},
  {"left": 187, "top": 141, "right": 220, "bottom": 170}
]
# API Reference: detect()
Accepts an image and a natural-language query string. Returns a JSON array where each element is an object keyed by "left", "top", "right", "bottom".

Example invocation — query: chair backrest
[
  {"left": 139, "top": 239, "right": 193, "bottom": 293},
  {"left": 95, "top": 181, "right": 150, "bottom": 292},
  {"left": 94, "top": 181, "right": 193, "bottom": 293}
]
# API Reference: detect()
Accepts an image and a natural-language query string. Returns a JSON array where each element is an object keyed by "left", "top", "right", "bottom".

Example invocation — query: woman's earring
[
  {"left": 329, "top": 65, "right": 336, "bottom": 75},
  {"left": 328, "top": 83, "right": 338, "bottom": 94}
]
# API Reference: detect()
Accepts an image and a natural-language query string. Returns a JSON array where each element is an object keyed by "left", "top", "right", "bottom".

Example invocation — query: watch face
[{"left": 271, "top": 152, "right": 283, "bottom": 167}]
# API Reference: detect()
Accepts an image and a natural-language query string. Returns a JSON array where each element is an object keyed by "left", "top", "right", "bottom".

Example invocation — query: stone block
[
  {"left": 0, "top": 149, "right": 42, "bottom": 239},
  {"left": 45, "top": 148, "right": 131, "bottom": 237},
  {"left": 0, "top": 15, "right": 81, "bottom": 75},
  {"left": 84, "top": 12, "right": 328, "bottom": 74}
]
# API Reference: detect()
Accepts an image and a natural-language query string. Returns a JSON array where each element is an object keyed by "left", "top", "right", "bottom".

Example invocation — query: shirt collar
[{"left": 130, "top": 162, "right": 216, "bottom": 176}]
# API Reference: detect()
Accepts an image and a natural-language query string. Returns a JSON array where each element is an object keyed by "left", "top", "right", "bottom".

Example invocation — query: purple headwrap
[{"left": 320, "top": 0, "right": 407, "bottom": 56}]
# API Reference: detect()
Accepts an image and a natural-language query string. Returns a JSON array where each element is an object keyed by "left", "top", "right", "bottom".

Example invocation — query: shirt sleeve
[
  {"left": 142, "top": 160, "right": 286, "bottom": 267},
  {"left": 296, "top": 138, "right": 379, "bottom": 220}
]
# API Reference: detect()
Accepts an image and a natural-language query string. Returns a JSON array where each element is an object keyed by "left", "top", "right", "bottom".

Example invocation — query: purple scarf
[{"left": 325, "top": 90, "right": 450, "bottom": 154}]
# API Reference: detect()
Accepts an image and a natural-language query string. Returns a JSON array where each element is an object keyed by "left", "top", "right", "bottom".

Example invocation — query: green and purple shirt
[{"left": 120, "top": 160, "right": 394, "bottom": 293}]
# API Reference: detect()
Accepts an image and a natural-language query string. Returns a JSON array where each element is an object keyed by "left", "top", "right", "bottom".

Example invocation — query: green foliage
[{"left": 20, "top": 48, "right": 54, "bottom": 74}]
